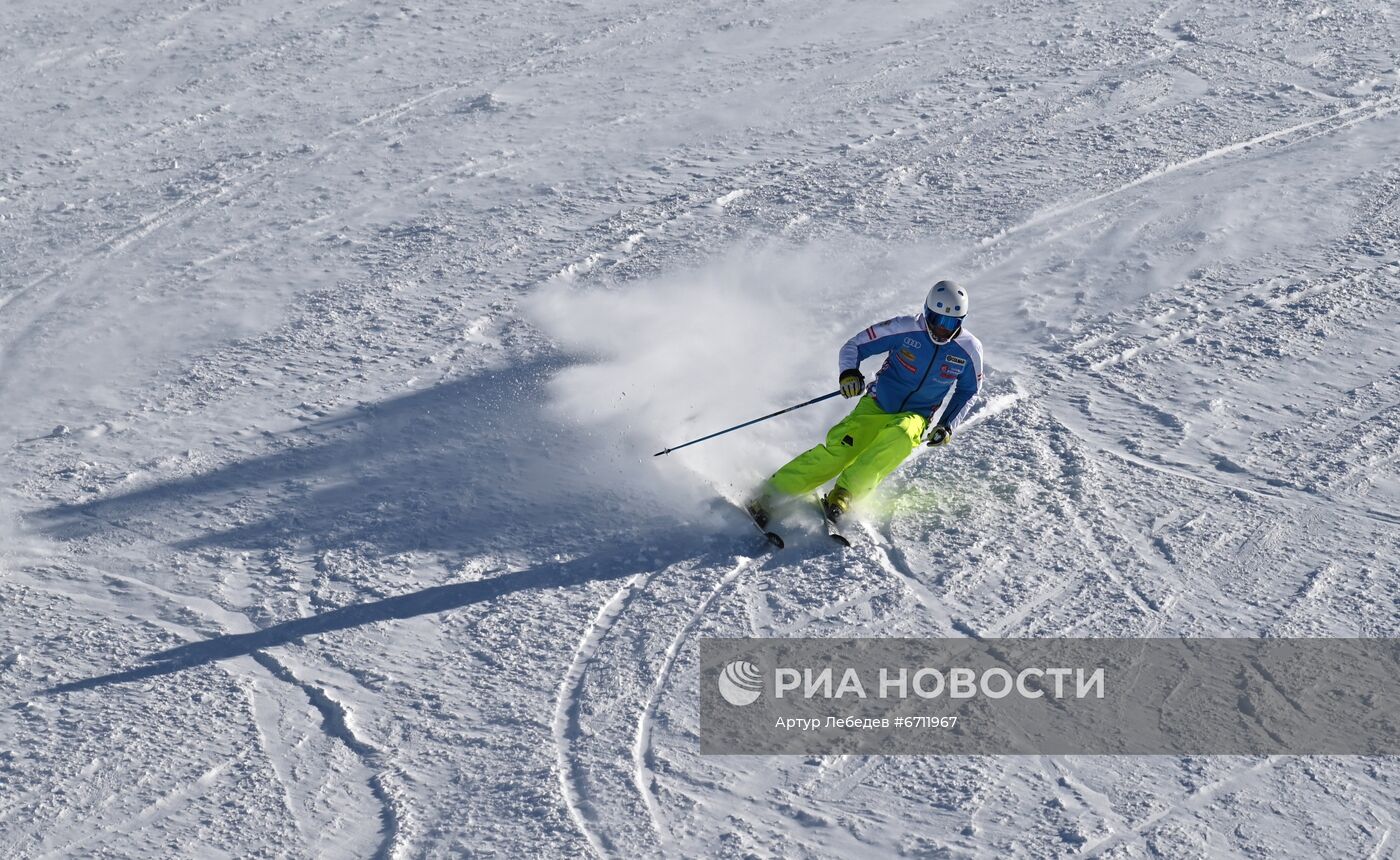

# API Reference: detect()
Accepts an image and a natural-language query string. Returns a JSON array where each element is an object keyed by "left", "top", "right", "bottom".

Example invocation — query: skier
[{"left": 747, "top": 279, "right": 984, "bottom": 531}]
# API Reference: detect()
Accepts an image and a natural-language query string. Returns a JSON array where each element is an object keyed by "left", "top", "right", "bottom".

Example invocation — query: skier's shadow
[
  {"left": 35, "top": 549, "right": 650, "bottom": 697},
  {"left": 29, "top": 355, "right": 676, "bottom": 558},
  {"left": 23, "top": 355, "right": 725, "bottom": 698}
]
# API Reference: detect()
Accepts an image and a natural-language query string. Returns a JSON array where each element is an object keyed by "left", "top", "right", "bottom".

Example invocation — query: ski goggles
[{"left": 926, "top": 311, "right": 963, "bottom": 341}]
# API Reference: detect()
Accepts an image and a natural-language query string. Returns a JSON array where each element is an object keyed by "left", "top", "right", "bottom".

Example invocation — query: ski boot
[
  {"left": 745, "top": 493, "right": 783, "bottom": 548},
  {"left": 820, "top": 487, "right": 852, "bottom": 523},
  {"left": 745, "top": 493, "right": 775, "bottom": 528},
  {"left": 819, "top": 487, "right": 852, "bottom": 547}
]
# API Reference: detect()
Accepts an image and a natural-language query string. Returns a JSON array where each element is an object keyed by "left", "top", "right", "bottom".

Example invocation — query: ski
[{"left": 814, "top": 493, "right": 851, "bottom": 547}]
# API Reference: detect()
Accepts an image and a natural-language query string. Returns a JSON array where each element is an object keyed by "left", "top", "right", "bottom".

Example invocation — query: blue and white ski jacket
[{"left": 838, "top": 315, "right": 984, "bottom": 429}]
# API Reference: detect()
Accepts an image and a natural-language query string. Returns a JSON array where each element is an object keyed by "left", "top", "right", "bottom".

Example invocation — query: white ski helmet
[{"left": 923, "top": 279, "right": 968, "bottom": 343}]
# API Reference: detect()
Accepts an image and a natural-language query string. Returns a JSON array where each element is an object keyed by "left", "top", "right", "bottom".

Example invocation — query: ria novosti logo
[{"left": 717, "top": 660, "right": 763, "bottom": 706}]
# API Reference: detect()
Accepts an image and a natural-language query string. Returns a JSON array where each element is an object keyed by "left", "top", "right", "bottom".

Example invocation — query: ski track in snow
[
  {"left": 630, "top": 555, "right": 766, "bottom": 849},
  {"left": 1080, "top": 757, "right": 1282, "bottom": 858},
  {"left": 0, "top": 4, "right": 681, "bottom": 380},
  {"left": 553, "top": 571, "right": 655, "bottom": 858},
  {"left": 34, "top": 758, "right": 237, "bottom": 860},
  {"left": 972, "top": 94, "right": 1400, "bottom": 252},
  {"left": 6, "top": 557, "right": 402, "bottom": 858},
  {"left": 248, "top": 652, "right": 403, "bottom": 860}
]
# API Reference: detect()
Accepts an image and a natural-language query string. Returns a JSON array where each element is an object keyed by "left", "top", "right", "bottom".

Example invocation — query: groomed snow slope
[{"left": 2, "top": 0, "right": 1398, "bottom": 857}]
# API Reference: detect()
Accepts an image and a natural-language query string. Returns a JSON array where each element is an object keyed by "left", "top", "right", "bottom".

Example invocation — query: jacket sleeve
[
  {"left": 838, "top": 317, "right": 918, "bottom": 374},
  {"left": 940, "top": 336, "right": 985, "bottom": 430}
]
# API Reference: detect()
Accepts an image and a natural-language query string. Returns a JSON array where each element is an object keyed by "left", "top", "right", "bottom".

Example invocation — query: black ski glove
[
  {"left": 839, "top": 370, "right": 865, "bottom": 398},
  {"left": 926, "top": 423, "right": 952, "bottom": 447}
]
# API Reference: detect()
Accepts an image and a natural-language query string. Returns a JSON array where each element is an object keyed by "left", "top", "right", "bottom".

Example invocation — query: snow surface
[{"left": 2, "top": 0, "right": 1398, "bottom": 856}]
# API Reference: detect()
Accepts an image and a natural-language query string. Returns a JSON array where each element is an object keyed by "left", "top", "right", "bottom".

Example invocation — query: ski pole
[{"left": 653, "top": 390, "right": 843, "bottom": 457}]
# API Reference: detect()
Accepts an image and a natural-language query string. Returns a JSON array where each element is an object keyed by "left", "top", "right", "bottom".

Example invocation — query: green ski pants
[{"left": 766, "top": 395, "right": 927, "bottom": 501}]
